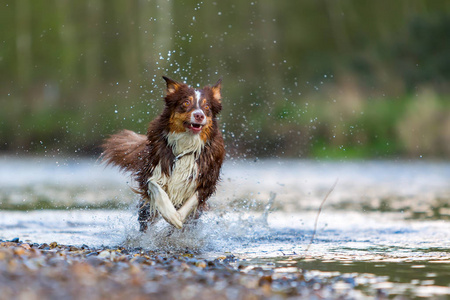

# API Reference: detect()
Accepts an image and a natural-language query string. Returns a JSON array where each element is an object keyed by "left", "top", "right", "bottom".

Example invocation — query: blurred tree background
[{"left": 1, "top": 0, "right": 449, "bottom": 159}]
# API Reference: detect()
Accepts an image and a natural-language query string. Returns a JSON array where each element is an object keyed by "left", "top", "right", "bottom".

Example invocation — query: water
[{"left": 1, "top": 156, "right": 449, "bottom": 298}]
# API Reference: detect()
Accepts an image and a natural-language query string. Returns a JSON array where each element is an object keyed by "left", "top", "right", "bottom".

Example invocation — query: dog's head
[{"left": 162, "top": 76, "right": 222, "bottom": 140}]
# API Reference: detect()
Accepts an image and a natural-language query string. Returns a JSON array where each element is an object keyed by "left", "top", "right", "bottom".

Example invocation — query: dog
[{"left": 101, "top": 76, "right": 225, "bottom": 232}]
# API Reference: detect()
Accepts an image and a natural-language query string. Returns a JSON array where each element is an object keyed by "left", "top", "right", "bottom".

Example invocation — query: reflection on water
[
  {"left": 239, "top": 257, "right": 450, "bottom": 298},
  {"left": 0, "top": 156, "right": 449, "bottom": 298}
]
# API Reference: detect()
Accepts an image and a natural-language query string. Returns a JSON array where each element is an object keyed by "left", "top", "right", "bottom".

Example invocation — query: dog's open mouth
[{"left": 188, "top": 123, "right": 203, "bottom": 133}]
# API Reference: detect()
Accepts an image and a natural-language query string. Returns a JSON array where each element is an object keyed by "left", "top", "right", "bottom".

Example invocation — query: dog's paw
[{"left": 162, "top": 209, "right": 183, "bottom": 229}]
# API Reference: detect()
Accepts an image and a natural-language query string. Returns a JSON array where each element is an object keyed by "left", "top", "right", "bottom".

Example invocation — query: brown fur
[
  {"left": 101, "top": 76, "right": 225, "bottom": 231},
  {"left": 101, "top": 130, "right": 148, "bottom": 173}
]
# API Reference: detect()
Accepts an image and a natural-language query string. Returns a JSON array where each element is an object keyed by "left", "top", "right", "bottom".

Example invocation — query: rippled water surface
[{"left": 1, "top": 157, "right": 449, "bottom": 298}]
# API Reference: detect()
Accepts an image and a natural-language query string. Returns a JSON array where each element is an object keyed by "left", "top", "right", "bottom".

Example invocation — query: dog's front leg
[
  {"left": 147, "top": 180, "right": 183, "bottom": 229},
  {"left": 177, "top": 193, "right": 199, "bottom": 223}
]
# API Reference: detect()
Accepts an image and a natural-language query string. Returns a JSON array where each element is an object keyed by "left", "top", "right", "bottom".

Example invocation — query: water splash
[{"left": 122, "top": 193, "right": 277, "bottom": 253}]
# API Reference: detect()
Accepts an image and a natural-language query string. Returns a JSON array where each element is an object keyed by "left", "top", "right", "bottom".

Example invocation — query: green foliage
[
  {"left": 1, "top": 0, "right": 450, "bottom": 158},
  {"left": 390, "top": 14, "right": 450, "bottom": 91}
]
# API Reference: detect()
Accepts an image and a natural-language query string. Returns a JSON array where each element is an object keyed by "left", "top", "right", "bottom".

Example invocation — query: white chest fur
[{"left": 149, "top": 132, "right": 204, "bottom": 208}]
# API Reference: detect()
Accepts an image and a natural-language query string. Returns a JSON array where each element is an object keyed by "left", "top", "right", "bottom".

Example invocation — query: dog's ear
[
  {"left": 163, "top": 76, "right": 182, "bottom": 94},
  {"left": 211, "top": 78, "right": 222, "bottom": 103}
]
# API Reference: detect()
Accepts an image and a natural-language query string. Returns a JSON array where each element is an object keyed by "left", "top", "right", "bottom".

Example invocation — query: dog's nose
[{"left": 194, "top": 111, "right": 205, "bottom": 122}]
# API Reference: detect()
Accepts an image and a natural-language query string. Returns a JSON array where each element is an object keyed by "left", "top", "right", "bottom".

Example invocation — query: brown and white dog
[{"left": 101, "top": 76, "right": 225, "bottom": 232}]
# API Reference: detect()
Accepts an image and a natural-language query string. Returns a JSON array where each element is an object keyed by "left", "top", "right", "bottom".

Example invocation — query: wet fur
[{"left": 101, "top": 77, "right": 225, "bottom": 232}]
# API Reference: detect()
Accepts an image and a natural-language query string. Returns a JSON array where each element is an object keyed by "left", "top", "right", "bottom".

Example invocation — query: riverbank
[{"left": 0, "top": 239, "right": 348, "bottom": 300}]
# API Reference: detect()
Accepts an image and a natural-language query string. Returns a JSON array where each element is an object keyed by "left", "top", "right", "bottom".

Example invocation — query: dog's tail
[{"left": 101, "top": 129, "right": 147, "bottom": 174}]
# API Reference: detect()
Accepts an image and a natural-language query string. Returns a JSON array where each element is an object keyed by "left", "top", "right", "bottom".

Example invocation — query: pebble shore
[{"left": 0, "top": 238, "right": 362, "bottom": 300}]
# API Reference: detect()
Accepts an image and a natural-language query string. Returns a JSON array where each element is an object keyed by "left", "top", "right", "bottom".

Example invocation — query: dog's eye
[
  {"left": 204, "top": 104, "right": 210, "bottom": 111},
  {"left": 182, "top": 100, "right": 190, "bottom": 107}
]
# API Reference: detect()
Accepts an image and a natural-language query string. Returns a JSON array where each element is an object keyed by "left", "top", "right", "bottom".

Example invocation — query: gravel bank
[{"left": 0, "top": 238, "right": 366, "bottom": 300}]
